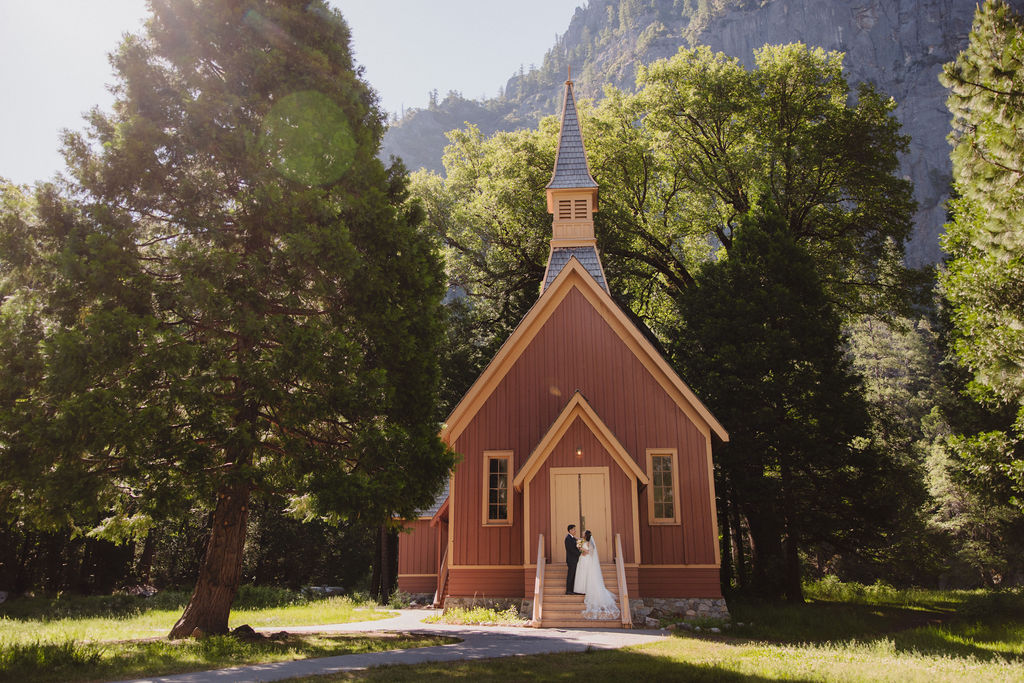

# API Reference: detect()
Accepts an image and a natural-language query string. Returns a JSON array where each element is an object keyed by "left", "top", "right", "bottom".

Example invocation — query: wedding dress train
[{"left": 572, "top": 539, "right": 620, "bottom": 620}]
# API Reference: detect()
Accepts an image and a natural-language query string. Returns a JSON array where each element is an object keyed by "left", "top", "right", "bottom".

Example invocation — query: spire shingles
[{"left": 546, "top": 81, "right": 597, "bottom": 190}]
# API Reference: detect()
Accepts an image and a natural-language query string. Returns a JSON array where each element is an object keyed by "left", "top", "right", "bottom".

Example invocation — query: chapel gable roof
[
  {"left": 441, "top": 257, "right": 728, "bottom": 446},
  {"left": 513, "top": 391, "right": 649, "bottom": 492}
]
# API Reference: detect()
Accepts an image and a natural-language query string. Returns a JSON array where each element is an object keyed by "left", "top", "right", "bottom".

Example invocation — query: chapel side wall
[
  {"left": 397, "top": 518, "right": 438, "bottom": 593},
  {"left": 451, "top": 286, "right": 716, "bottom": 569}
]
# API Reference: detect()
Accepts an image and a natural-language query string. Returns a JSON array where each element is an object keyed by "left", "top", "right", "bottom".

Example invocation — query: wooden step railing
[
  {"left": 433, "top": 545, "right": 449, "bottom": 608},
  {"left": 615, "top": 533, "right": 631, "bottom": 627},
  {"left": 532, "top": 533, "right": 545, "bottom": 625}
]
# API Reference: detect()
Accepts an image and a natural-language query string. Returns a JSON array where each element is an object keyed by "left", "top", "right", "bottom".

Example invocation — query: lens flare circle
[{"left": 261, "top": 90, "right": 355, "bottom": 186}]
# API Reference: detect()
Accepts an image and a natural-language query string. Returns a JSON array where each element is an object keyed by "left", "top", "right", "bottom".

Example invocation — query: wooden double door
[{"left": 550, "top": 467, "right": 612, "bottom": 562}]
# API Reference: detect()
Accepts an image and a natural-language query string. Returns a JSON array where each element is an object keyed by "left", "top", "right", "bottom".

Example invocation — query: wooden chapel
[{"left": 397, "top": 77, "right": 730, "bottom": 627}]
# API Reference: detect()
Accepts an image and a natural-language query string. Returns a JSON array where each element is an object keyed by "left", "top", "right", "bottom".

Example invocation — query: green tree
[
  {"left": 671, "top": 215, "right": 886, "bottom": 600},
  {"left": 0, "top": 0, "right": 452, "bottom": 638},
  {"left": 940, "top": 0, "right": 1024, "bottom": 510},
  {"left": 421, "top": 43, "right": 918, "bottom": 347},
  {"left": 593, "top": 44, "right": 917, "bottom": 326}
]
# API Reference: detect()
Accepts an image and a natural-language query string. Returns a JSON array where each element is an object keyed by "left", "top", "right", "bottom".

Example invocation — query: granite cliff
[{"left": 381, "top": 0, "right": 1023, "bottom": 265}]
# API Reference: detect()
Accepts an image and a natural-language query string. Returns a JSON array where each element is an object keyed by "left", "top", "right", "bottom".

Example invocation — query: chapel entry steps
[{"left": 537, "top": 564, "right": 624, "bottom": 629}]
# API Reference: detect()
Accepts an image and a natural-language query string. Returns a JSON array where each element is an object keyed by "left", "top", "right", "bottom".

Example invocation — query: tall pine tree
[
  {"left": 0, "top": 0, "right": 452, "bottom": 637},
  {"left": 671, "top": 215, "right": 887, "bottom": 600},
  {"left": 940, "top": 0, "right": 1024, "bottom": 510}
]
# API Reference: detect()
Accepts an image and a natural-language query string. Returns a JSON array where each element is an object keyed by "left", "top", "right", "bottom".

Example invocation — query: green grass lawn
[
  {"left": 0, "top": 595, "right": 396, "bottom": 644},
  {"left": 0, "top": 632, "right": 456, "bottom": 683},
  {"left": 289, "top": 582, "right": 1024, "bottom": 682},
  {"left": 0, "top": 587, "right": 429, "bottom": 682}
]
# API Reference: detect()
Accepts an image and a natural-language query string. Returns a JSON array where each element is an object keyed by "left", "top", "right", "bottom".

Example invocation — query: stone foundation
[
  {"left": 404, "top": 592, "right": 434, "bottom": 606},
  {"left": 631, "top": 597, "right": 730, "bottom": 624}
]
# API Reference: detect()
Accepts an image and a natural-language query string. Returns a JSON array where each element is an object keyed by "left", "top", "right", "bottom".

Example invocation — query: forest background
[{"left": 1, "top": 0, "right": 1022, "bottom": 622}]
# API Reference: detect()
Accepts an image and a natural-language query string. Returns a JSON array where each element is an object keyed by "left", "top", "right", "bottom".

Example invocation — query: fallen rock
[{"left": 230, "top": 624, "right": 262, "bottom": 640}]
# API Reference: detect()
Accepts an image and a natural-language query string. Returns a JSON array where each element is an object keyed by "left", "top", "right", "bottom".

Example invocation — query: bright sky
[{"left": 0, "top": 0, "right": 584, "bottom": 186}]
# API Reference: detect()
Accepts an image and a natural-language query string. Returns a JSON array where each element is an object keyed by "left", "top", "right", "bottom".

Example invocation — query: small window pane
[
  {"left": 486, "top": 456, "right": 510, "bottom": 522},
  {"left": 652, "top": 454, "right": 675, "bottom": 521}
]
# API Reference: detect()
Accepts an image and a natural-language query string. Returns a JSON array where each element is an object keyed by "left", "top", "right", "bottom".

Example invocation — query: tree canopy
[
  {"left": 418, "top": 43, "right": 917, "bottom": 360},
  {"left": 940, "top": 0, "right": 1024, "bottom": 511},
  {"left": 0, "top": 0, "right": 453, "bottom": 637}
]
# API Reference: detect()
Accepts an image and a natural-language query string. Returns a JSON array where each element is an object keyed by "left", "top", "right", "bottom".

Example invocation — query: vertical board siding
[
  {"left": 398, "top": 575, "right": 437, "bottom": 593},
  {"left": 452, "top": 286, "right": 717, "bottom": 571},
  {"left": 448, "top": 568, "right": 524, "bottom": 598},
  {"left": 639, "top": 567, "right": 722, "bottom": 598},
  {"left": 398, "top": 519, "right": 437, "bottom": 576}
]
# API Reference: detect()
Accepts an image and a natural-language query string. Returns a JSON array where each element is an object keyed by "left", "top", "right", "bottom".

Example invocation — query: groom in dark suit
[{"left": 565, "top": 524, "right": 582, "bottom": 594}]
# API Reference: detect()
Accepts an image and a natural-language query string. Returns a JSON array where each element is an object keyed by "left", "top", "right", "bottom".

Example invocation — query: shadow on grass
[
  {"left": 0, "top": 592, "right": 190, "bottom": 621},
  {"left": 723, "top": 595, "right": 1024, "bottom": 665},
  {"left": 0, "top": 586, "right": 313, "bottom": 622},
  {"left": 728, "top": 598, "right": 945, "bottom": 643},
  {"left": 889, "top": 620, "right": 1024, "bottom": 664},
  {"left": 299, "top": 647, "right": 808, "bottom": 682}
]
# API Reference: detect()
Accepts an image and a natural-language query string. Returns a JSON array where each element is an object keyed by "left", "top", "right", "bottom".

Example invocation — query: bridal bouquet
[{"left": 576, "top": 538, "right": 588, "bottom": 555}]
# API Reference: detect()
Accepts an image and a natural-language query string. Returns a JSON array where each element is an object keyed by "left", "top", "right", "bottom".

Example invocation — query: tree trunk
[
  {"left": 744, "top": 506, "right": 787, "bottom": 599},
  {"left": 136, "top": 532, "right": 155, "bottom": 585},
  {"left": 729, "top": 491, "right": 748, "bottom": 590},
  {"left": 370, "top": 525, "right": 383, "bottom": 601},
  {"left": 784, "top": 532, "right": 804, "bottom": 603},
  {"left": 384, "top": 527, "right": 398, "bottom": 598},
  {"left": 168, "top": 480, "right": 251, "bottom": 639},
  {"left": 719, "top": 494, "right": 734, "bottom": 594},
  {"left": 371, "top": 524, "right": 399, "bottom": 602}
]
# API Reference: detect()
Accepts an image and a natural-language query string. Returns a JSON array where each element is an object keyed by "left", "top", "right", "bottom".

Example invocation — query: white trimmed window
[
  {"left": 483, "top": 451, "right": 513, "bottom": 525},
  {"left": 647, "top": 449, "right": 680, "bottom": 525}
]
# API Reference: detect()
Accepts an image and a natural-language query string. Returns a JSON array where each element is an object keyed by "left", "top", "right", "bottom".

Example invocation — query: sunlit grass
[
  {"left": 0, "top": 589, "right": 421, "bottom": 683},
  {"left": 289, "top": 585, "right": 1024, "bottom": 682},
  {"left": 0, "top": 592, "right": 395, "bottom": 645},
  {"left": 290, "top": 628, "right": 1024, "bottom": 682},
  {"left": 0, "top": 632, "right": 456, "bottom": 683}
]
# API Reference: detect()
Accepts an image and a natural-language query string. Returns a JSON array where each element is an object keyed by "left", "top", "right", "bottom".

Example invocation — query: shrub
[
  {"left": 388, "top": 591, "right": 412, "bottom": 609},
  {"left": 425, "top": 605, "right": 526, "bottom": 625}
]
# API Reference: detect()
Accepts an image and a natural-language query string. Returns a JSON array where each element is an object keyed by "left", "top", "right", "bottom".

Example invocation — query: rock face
[
  {"left": 692, "top": 0, "right": 999, "bottom": 264},
  {"left": 381, "top": 0, "right": 1024, "bottom": 265}
]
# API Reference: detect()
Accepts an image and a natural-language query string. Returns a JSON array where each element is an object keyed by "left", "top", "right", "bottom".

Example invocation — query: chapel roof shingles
[
  {"left": 546, "top": 81, "right": 598, "bottom": 190},
  {"left": 544, "top": 247, "right": 607, "bottom": 292},
  {"left": 415, "top": 478, "right": 449, "bottom": 518}
]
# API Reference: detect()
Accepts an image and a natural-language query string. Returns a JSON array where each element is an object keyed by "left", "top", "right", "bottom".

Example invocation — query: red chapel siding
[
  {"left": 452, "top": 285, "right": 716, "bottom": 568},
  {"left": 397, "top": 518, "right": 438, "bottom": 593}
]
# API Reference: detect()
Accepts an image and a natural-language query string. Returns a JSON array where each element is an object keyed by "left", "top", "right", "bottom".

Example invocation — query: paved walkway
[{"left": 115, "top": 609, "right": 669, "bottom": 683}]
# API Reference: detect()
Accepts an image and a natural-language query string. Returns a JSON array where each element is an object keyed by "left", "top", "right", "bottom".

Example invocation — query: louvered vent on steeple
[{"left": 542, "top": 77, "right": 607, "bottom": 294}]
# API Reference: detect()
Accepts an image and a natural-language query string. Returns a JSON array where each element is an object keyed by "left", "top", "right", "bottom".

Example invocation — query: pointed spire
[
  {"left": 546, "top": 80, "right": 597, "bottom": 190},
  {"left": 541, "top": 78, "right": 607, "bottom": 295}
]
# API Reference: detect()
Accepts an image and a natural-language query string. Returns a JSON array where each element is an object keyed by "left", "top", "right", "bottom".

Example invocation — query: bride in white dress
[{"left": 572, "top": 530, "right": 621, "bottom": 620}]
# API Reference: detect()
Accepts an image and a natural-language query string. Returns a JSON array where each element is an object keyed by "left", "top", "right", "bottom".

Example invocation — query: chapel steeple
[{"left": 541, "top": 77, "right": 608, "bottom": 294}]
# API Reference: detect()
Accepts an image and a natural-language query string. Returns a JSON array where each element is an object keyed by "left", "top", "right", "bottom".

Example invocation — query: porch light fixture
[{"left": 575, "top": 446, "right": 583, "bottom": 458}]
